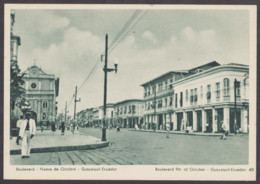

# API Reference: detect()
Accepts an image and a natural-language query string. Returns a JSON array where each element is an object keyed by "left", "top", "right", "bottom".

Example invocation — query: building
[
  {"left": 98, "top": 103, "right": 115, "bottom": 127},
  {"left": 21, "top": 65, "right": 59, "bottom": 126},
  {"left": 141, "top": 61, "right": 249, "bottom": 133},
  {"left": 113, "top": 99, "right": 143, "bottom": 128}
]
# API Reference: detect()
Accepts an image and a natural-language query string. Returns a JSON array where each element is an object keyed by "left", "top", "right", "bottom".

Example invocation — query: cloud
[
  {"left": 15, "top": 10, "right": 70, "bottom": 36},
  {"left": 142, "top": 31, "right": 157, "bottom": 43}
]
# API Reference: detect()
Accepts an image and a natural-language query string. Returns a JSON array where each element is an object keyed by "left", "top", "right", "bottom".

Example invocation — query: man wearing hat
[{"left": 18, "top": 112, "right": 36, "bottom": 158}]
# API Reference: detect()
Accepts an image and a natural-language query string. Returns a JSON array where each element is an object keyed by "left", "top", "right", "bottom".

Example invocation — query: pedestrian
[
  {"left": 153, "top": 122, "right": 156, "bottom": 132},
  {"left": 16, "top": 115, "right": 24, "bottom": 145},
  {"left": 166, "top": 123, "right": 170, "bottom": 138},
  {"left": 220, "top": 121, "right": 227, "bottom": 140},
  {"left": 18, "top": 112, "right": 36, "bottom": 158},
  {"left": 135, "top": 123, "right": 139, "bottom": 130},
  {"left": 71, "top": 123, "right": 75, "bottom": 134},
  {"left": 116, "top": 124, "right": 120, "bottom": 133},
  {"left": 51, "top": 122, "right": 56, "bottom": 134},
  {"left": 61, "top": 121, "right": 65, "bottom": 135}
]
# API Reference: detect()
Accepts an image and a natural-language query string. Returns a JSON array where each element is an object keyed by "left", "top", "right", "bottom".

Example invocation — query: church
[{"left": 21, "top": 64, "right": 59, "bottom": 126}]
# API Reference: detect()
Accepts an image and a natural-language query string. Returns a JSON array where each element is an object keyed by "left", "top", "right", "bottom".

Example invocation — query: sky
[{"left": 12, "top": 6, "right": 250, "bottom": 116}]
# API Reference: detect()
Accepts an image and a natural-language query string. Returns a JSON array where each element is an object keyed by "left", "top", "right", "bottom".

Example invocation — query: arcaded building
[{"left": 141, "top": 61, "right": 249, "bottom": 133}]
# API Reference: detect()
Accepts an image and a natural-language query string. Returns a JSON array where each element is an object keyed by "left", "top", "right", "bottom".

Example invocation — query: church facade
[{"left": 22, "top": 65, "right": 59, "bottom": 125}]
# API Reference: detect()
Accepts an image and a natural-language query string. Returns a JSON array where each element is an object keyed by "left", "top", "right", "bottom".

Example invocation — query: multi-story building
[
  {"left": 113, "top": 99, "right": 143, "bottom": 128},
  {"left": 21, "top": 65, "right": 59, "bottom": 126},
  {"left": 98, "top": 103, "right": 115, "bottom": 127},
  {"left": 141, "top": 61, "right": 249, "bottom": 133}
]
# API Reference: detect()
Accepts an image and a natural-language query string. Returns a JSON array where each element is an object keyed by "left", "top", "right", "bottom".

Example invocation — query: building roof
[
  {"left": 140, "top": 71, "right": 189, "bottom": 87},
  {"left": 140, "top": 61, "right": 221, "bottom": 87},
  {"left": 114, "top": 99, "right": 143, "bottom": 106},
  {"left": 173, "top": 62, "right": 249, "bottom": 85}
]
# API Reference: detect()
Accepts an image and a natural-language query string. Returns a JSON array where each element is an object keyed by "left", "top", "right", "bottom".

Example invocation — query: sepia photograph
[{"left": 4, "top": 3, "right": 257, "bottom": 181}]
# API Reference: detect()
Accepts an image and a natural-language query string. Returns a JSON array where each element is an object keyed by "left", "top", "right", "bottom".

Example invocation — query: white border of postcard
[{"left": 4, "top": 4, "right": 257, "bottom": 181}]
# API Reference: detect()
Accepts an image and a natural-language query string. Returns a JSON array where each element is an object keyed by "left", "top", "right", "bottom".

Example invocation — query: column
[
  {"left": 193, "top": 110, "right": 197, "bottom": 131},
  {"left": 224, "top": 107, "right": 230, "bottom": 131},
  {"left": 173, "top": 113, "right": 177, "bottom": 130},
  {"left": 202, "top": 109, "right": 206, "bottom": 132},
  {"left": 212, "top": 108, "right": 217, "bottom": 132},
  {"left": 163, "top": 113, "right": 166, "bottom": 130},
  {"left": 183, "top": 111, "right": 187, "bottom": 130},
  {"left": 241, "top": 107, "right": 248, "bottom": 133}
]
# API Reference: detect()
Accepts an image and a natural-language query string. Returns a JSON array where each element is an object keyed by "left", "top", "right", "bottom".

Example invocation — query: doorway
[
  {"left": 216, "top": 108, "right": 224, "bottom": 132},
  {"left": 229, "top": 108, "right": 241, "bottom": 133},
  {"left": 197, "top": 111, "right": 202, "bottom": 132},
  {"left": 177, "top": 112, "right": 183, "bottom": 131},
  {"left": 206, "top": 110, "right": 213, "bottom": 132}
]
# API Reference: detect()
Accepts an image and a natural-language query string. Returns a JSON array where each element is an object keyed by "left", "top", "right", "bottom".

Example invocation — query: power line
[
  {"left": 66, "top": 10, "right": 149, "bottom": 110},
  {"left": 108, "top": 10, "right": 142, "bottom": 49},
  {"left": 108, "top": 10, "right": 149, "bottom": 54}
]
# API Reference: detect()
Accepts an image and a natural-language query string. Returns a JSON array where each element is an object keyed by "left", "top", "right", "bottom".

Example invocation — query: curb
[
  {"left": 10, "top": 141, "right": 109, "bottom": 155},
  {"left": 129, "top": 129, "right": 247, "bottom": 137}
]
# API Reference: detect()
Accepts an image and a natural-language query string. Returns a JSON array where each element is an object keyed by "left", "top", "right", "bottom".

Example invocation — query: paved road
[{"left": 10, "top": 128, "right": 248, "bottom": 165}]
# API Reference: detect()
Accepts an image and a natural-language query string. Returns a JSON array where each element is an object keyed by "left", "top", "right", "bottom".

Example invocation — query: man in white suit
[{"left": 19, "top": 112, "right": 36, "bottom": 158}]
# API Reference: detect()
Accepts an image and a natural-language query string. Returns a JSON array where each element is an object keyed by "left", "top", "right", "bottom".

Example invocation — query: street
[{"left": 10, "top": 128, "right": 248, "bottom": 165}]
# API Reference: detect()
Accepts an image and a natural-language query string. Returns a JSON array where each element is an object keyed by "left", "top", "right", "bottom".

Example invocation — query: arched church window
[{"left": 43, "top": 101, "right": 48, "bottom": 108}]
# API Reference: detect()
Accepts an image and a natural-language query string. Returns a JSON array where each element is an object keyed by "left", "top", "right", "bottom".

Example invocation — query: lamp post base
[{"left": 101, "top": 128, "right": 107, "bottom": 141}]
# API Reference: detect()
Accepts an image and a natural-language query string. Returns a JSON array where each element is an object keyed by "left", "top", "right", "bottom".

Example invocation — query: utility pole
[
  {"left": 234, "top": 79, "right": 237, "bottom": 134},
  {"left": 102, "top": 34, "right": 108, "bottom": 141},
  {"left": 73, "top": 86, "right": 81, "bottom": 120},
  {"left": 101, "top": 34, "right": 118, "bottom": 141}
]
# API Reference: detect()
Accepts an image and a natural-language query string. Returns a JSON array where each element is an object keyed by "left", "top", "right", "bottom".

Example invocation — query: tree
[{"left": 10, "top": 61, "right": 25, "bottom": 110}]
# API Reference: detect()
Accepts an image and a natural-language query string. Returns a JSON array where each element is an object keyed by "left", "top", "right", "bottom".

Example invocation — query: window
[
  {"left": 144, "top": 88, "right": 147, "bottom": 96},
  {"left": 207, "top": 85, "right": 211, "bottom": 102},
  {"left": 180, "top": 92, "right": 183, "bottom": 107},
  {"left": 158, "top": 83, "right": 163, "bottom": 92},
  {"left": 132, "top": 105, "right": 136, "bottom": 113},
  {"left": 169, "top": 79, "right": 173, "bottom": 89},
  {"left": 152, "top": 86, "right": 156, "bottom": 94},
  {"left": 200, "top": 86, "right": 203, "bottom": 99},
  {"left": 236, "top": 81, "right": 241, "bottom": 96},
  {"left": 216, "top": 82, "right": 220, "bottom": 98},
  {"left": 31, "top": 83, "right": 37, "bottom": 89},
  {"left": 169, "top": 97, "right": 173, "bottom": 106},
  {"left": 165, "top": 98, "right": 167, "bottom": 107},
  {"left": 175, "top": 93, "right": 178, "bottom": 108},
  {"left": 194, "top": 88, "right": 198, "bottom": 104},
  {"left": 165, "top": 81, "right": 168, "bottom": 90},
  {"left": 148, "top": 87, "right": 150, "bottom": 96},
  {"left": 223, "top": 78, "right": 230, "bottom": 95},
  {"left": 190, "top": 89, "right": 194, "bottom": 104},
  {"left": 128, "top": 105, "right": 131, "bottom": 113},
  {"left": 43, "top": 101, "right": 48, "bottom": 108},
  {"left": 186, "top": 90, "right": 188, "bottom": 102}
]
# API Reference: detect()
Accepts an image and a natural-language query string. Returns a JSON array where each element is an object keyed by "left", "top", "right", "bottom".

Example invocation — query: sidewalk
[
  {"left": 129, "top": 128, "right": 247, "bottom": 136},
  {"left": 10, "top": 130, "right": 109, "bottom": 155}
]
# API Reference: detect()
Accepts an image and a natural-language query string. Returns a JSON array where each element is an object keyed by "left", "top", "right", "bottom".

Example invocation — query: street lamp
[{"left": 102, "top": 34, "right": 119, "bottom": 142}]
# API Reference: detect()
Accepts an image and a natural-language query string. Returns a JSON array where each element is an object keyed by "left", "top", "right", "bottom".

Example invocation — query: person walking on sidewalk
[
  {"left": 166, "top": 123, "right": 170, "bottom": 138},
  {"left": 51, "top": 122, "right": 56, "bottom": 134},
  {"left": 61, "top": 121, "right": 65, "bottom": 135},
  {"left": 16, "top": 115, "right": 24, "bottom": 145},
  {"left": 19, "top": 112, "right": 36, "bottom": 158},
  {"left": 220, "top": 121, "right": 227, "bottom": 140}
]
